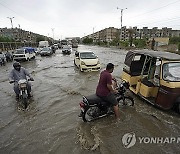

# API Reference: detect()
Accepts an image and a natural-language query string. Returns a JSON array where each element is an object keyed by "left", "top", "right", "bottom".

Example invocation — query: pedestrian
[{"left": 151, "top": 38, "right": 155, "bottom": 50}]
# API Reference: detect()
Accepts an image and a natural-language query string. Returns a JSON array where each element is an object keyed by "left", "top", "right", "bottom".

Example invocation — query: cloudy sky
[{"left": 0, "top": 0, "right": 180, "bottom": 39}]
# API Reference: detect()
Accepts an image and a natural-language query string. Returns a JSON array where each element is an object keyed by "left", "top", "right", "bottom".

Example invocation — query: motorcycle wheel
[
  {"left": 117, "top": 96, "right": 134, "bottom": 106},
  {"left": 82, "top": 106, "right": 99, "bottom": 122},
  {"left": 22, "top": 92, "right": 28, "bottom": 109}
]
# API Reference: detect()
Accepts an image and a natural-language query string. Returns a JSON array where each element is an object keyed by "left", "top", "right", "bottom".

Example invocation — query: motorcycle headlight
[
  {"left": 20, "top": 83, "right": 27, "bottom": 88},
  {"left": 81, "top": 61, "right": 86, "bottom": 65}
]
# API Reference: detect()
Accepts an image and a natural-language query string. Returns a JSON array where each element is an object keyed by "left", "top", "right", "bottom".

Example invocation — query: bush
[
  {"left": 109, "top": 39, "right": 119, "bottom": 46},
  {"left": 169, "top": 37, "right": 180, "bottom": 45},
  {"left": 133, "top": 39, "right": 146, "bottom": 48},
  {"left": 119, "top": 41, "right": 129, "bottom": 47}
]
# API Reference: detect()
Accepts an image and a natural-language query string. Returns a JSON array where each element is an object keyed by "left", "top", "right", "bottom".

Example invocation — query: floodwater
[{"left": 0, "top": 45, "right": 179, "bottom": 154}]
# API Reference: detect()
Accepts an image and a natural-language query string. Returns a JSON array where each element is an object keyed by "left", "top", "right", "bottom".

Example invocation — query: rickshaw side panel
[
  {"left": 121, "top": 71, "right": 141, "bottom": 86},
  {"left": 156, "top": 86, "right": 180, "bottom": 110}
]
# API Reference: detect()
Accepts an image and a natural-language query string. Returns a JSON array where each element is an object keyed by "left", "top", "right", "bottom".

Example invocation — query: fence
[{"left": 0, "top": 42, "right": 38, "bottom": 51}]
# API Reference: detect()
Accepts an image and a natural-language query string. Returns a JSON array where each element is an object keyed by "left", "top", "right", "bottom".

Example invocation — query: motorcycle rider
[
  {"left": 96, "top": 63, "right": 120, "bottom": 119},
  {"left": 9, "top": 61, "right": 34, "bottom": 100}
]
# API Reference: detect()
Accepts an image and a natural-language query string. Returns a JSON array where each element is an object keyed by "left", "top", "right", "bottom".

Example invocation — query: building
[{"left": 83, "top": 26, "right": 180, "bottom": 43}]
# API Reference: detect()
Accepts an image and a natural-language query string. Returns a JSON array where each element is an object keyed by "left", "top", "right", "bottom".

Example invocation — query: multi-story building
[
  {"left": 83, "top": 26, "right": 180, "bottom": 43},
  {"left": 82, "top": 27, "right": 119, "bottom": 42}
]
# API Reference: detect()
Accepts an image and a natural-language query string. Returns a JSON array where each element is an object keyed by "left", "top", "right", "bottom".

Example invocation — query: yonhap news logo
[
  {"left": 122, "top": 132, "right": 136, "bottom": 148},
  {"left": 122, "top": 132, "right": 180, "bottom": 149}
]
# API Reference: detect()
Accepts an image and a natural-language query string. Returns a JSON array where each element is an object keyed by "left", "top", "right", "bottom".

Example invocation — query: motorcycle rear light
[{"left": 79, "top": 102, "right": 85, "bottom": 108}]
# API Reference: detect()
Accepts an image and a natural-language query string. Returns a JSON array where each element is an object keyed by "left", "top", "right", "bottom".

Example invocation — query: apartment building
[{"left": 83, "top": 26, "right": 180, "bottom": 42}]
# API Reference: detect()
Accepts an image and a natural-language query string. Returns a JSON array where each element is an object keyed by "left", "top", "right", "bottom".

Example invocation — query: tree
[
  {"left": 36, "top": 35, "right": 45, "bottom": 43},
  {"left": 0, "top": 36, "right": 14, "bottom": 42},
  {"left": 82, "top": 37, "right": 93, "bottom": 44},
  {"left": 128, "top": 27, "right": 134, "bottom": 46}
]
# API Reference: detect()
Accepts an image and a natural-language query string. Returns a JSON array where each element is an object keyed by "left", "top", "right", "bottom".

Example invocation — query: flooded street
[{"left": 0, "top": 45, "right": 179, "bottom": 154}]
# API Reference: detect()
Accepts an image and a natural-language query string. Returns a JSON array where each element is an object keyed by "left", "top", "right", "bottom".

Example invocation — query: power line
[
  {"left": 128, "top": 0, "right": 180, "bottom": 19},
  {"left": 132, "top": 16, "right": 180, "bottom": 27}
]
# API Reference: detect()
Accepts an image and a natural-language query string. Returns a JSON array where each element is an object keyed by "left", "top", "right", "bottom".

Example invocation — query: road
[{"left": 0, "top": 45, "right": 179, "bottom": 154}]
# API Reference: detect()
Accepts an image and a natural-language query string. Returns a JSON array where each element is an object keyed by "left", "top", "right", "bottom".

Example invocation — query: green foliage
[
  {"left": 0, "top": 36, "right": 14, "bottom": 42},
  {"left": 82, "top": 37, "right": 93, "bottom": 44},
  {"left": 119, "top": 41, "right": 129, "bottom": 47},
  {"left": 169, "top": 37, "right": 180, "bottom": 45},
  {"left": 109, "top": 38, "right": 119, "bottom": 46},
  {"left": 36, "top": 35, "right": 45, "bottom": 43},
  {"left": 133, "top": 39, "right": 146, "bottom": 48}
]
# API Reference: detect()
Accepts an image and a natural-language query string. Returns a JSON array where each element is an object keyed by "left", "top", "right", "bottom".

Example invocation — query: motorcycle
[
  {"left": 10, "top": 79, "right": 33, "bottom": 109},
  {"left": 79, "top": 81, "right": 134, "bottom": 122}
]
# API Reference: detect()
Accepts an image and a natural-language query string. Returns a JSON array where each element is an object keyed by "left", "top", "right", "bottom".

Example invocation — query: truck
[{"left": 39, "top": 41, "right": 49, "bottom": 48}]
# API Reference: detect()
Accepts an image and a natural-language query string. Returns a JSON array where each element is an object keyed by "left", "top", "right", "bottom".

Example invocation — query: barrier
[{"left": 0, "top": 42, "right": 38, "bottom": 51}]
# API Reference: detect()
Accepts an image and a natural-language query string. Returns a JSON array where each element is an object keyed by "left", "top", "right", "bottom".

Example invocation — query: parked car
[
  {"left": 40, "top": 47, "right": 53, "bottom": 56},
  {"left": 74, "top": 51, "right": 101, "bottom": 72},
  {"left": 13, "top": 47, "right": 36, "bottom": 61},
  {"left": 62, "top": 45, "right": 72, "bottom": 54}
]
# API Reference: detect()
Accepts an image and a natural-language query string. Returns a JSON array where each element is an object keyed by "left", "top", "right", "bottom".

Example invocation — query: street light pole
[
  {"left": 117, "top": 7, "right": 127, "bottom": 40},
  {"left": 51, "top": 28, "right": 55, "bottom": 44},
  {"left": 93, "top": 27, "right": 95, "bottom": 43},
  {"left": 7, "top": 17, "right": 15, "bottom": 28}
]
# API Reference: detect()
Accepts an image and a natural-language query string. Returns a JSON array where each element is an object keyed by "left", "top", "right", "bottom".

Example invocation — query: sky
[{"left": 0, "top": 0, "right": 180, "bottom": 40}]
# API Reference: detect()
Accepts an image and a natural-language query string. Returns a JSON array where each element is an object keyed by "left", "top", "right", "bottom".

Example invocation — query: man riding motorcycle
[
  {"left": 96, "top": 63, "right": 120, "bottom": 119},
  {"left": 9, "top": 62, "right": 34, "bottom": 100}
]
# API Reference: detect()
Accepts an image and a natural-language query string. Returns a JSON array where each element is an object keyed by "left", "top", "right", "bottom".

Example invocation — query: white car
[
  {"left": 13, "top": 47, "right": 36, "bottom": 61},
  {"left": 74, "top": 51, "right": 101, "bottom": 72}
]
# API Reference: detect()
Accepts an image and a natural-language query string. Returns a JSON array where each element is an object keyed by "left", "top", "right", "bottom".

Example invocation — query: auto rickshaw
[{"left": 121, "top": 50, "right": 180, "bottom": 113}]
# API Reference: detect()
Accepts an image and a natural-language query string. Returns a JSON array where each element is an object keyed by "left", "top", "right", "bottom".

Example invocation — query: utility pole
[
  {"left": 117, "top": 7, "right": 127, "bottom": 40},
  {"left": 7, "top": 17, "right": 15, "bottom": 28},
  {"left": 93, "top": 27, "right": 95, "bottom": 43},
  {"left": 51, "top": 28, "right": 55, "bottom": 44}
]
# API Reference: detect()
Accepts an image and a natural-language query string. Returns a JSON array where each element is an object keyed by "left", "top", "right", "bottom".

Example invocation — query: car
[
  {"left": 62, "top": 45, "right": 72, "bottom": 54},
  {"left": 40, "top": 47, "right": 53, "bottom": 56},
  {"left": 13, "top": 47, "right": 36, "bottom": 61},
  {"left": 74, "top": 51, "right": 101, "bottom": 72},
  {"left": 53, "top": 44, "right": 59, "bottom": 49},
  {"left": 72, "top": 43, "right": 78, "bottom": 48}
]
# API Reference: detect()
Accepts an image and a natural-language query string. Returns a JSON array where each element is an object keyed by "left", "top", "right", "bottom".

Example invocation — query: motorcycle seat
[{"left": 85, "top": 94, "right": 103, "bottom": 105}]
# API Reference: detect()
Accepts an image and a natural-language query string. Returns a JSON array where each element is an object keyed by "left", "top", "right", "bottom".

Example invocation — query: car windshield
[
  {"left": 42, "top": 48, "right": 50, "bottom": 51},
  {"left": 80, "top": 52, "right": 96, "bottom": 59},
  {"left": 15, "top": 50, "right": 24, "bottom": 54},
  {"left": 163, "top": 62, "right": 180, "bottom": 81},
  {"left": 63, "top": 46, "right": 70, "bottom": 49}
]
